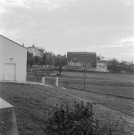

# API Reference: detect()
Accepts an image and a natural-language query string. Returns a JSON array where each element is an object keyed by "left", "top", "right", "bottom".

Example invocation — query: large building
[
  {"left": 27, "top": 45, "right": 44, "bottom": 57},
  {"left": 0, "top": 35, "right": 27, "bottom": 82},
  {"left": 67, "top": 52, "right": 96, "bottom": 68}
]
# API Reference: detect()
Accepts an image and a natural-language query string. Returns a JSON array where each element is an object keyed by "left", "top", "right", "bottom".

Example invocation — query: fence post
[
  {"left": 55, "top": 77, "right": 58, "bottom": 86},
  {"left": 42, "top": 77, "right": 45, "bottom": 84}
]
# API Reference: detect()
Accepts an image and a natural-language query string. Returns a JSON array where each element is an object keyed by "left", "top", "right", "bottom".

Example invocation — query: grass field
[
  {"left": 61, "top": 71, "right": 134, "bottom": 83},
  {"left": 44, "top": 72, "right": 134, "bottom": 117},
  {"left": 1, "top": 71, "right": 133, "bottom": 134},
  {"left": 0, "top": 82, "right": 77, "bottom": 135},
  {"left": 27, "top": 71, "right": 134, "bottom": 117},
  {"left": 0, "top": 82, "right": 134, "bottom": 135}
]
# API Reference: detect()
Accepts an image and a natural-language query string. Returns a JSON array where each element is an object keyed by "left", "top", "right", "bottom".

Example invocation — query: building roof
[
  {"left": 0, "top": 34, "right": 26, "bottom": 49},
  {"left": 67, "top": 52, "right": 96, "bottom": 55}
]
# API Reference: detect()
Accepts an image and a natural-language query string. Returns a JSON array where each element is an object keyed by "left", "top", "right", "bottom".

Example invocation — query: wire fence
[
  {"left": 26, "top": 69, "right": 134, "bottom": 100},
  {"left": 43, "top": 76, "right": 85, "bottom": 89},
  {"left": 41, "top": 76, "right": 134, "bottom": 99}
]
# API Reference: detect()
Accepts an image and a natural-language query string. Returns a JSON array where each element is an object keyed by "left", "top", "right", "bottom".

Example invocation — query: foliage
[
  {"left": 46, "top": 56, "right": 54, "bottom": 66},
  {"left": 45, "top": 101, "right": 113, "bottom": 135},
  {"left": 27, "top": 49, "right": 134, "bottom": 73},
  {"left": 107, "top": 59, "right": 134, "bottom": 73},
  {"left": 27, "top": 52, "right": 48, "bottom": 66},
  {"left": 27, "top": 53, "right": 43, "bottom": 66},
  {"left": 45, "top": 51, "right": 55, "bottom": 66},
  {"left": 97, "top": 55, "right": 105, "bottom": 61},
  {"left": 54, "top": 55, "right": 67, "bottom": 75},
  {"left": 41, "top": 53, "right": 47, "bottom": 65},
  {"left": 34, "top": 56, "right": 41, "bottom": 65},
  {"left": 107, "top": 59, "right": 120, "bottom": 73},
  {"left": 27, "top": 52, "right": 34, "bottom": 66}
]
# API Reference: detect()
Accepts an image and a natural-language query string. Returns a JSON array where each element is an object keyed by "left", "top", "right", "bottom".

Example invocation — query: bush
[{"left": 45, "top": 101, "right": 113, "bottom": 135}]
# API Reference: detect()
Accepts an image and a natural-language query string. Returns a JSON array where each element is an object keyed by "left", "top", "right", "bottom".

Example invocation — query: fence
[
  {"left": 41, "top": 76, "right": 128, "bottom": 90},
  {"left": 42, "top": 77, "right": 59, "bottom": 86},
  {"left": 27, "top": 71, "right": 44, "bottom": 83},
  {"left": 41, "top": 76, "right": 85, "bottom": 89}
]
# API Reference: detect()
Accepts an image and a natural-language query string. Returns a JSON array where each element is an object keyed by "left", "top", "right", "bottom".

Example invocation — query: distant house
[
  {"left": 27, "top": 45, "right": 44, "bottom": 57},
  {"left": 67, "top": 52, "right": 96, "bottom": 68},
  {"left": 0, "top": 35, "right": 27, "bottom": 82},
  {"left": 96, "top": 60, "right": 109, "bottom": 72}
]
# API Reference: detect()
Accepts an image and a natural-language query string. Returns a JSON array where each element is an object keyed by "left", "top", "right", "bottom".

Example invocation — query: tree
[
  {"left": 45, "top": 52, "right": 55, "bottom": 66},
  {"left": 27, "top": 52, "right": 34, "bottom": 66},
  {"left": 34, "top": 56, "right": 41, "bottom": 65},
  {"left": 107, "top": 59, "right": 120, "bottom": 73},
  {"left": 54, "top": 55, "right": 67, "bottom": 75},
  {"left": 46, "top": 57, "right": 54, "bottom": 66},
  {"left": 40, "top": 53, "right": 47, "bottom": 66},
  {"left": 97, "top": 56, "right": 101, "bottom": 61},
  {"left": 97, "top": 55, "right": 105, "bottom": 61}
]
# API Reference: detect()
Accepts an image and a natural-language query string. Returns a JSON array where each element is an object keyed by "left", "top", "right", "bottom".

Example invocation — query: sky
[{"left": 0, "top": 0, "right": 134, "bottom": 62}]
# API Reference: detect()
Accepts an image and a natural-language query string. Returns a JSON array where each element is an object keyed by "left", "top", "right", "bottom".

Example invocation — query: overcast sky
[{"left": 0, "top": 0, "right": 134, "bottom": 61}]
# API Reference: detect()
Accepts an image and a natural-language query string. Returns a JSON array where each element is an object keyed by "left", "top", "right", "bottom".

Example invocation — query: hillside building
[{"left": 27, "top": 45, "right": 44, "bottom": 57}]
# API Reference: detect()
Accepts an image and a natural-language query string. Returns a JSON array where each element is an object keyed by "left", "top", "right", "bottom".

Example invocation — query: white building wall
[
  {"left": 0, "top": 42, "right": 2, "bottom": 79},
  {"left": 0, "top": 36, "right": 27, "bottom": 82},
  {"left": 96, "top": 62, "right": 109, "bottom": 72}
]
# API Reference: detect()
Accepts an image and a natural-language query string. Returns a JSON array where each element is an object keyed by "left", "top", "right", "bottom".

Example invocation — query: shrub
[{"left": 45, "top": 101, "right": 113, "bottom": 135}]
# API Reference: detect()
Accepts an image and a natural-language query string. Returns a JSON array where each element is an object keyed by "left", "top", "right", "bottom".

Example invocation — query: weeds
[{"left": 45, "top": 101, "right": 114, "bottom": 135}]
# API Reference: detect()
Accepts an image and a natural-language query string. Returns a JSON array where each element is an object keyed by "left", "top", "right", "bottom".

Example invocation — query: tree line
[
  {"left": 27, "top": 52, "right": 134, "bottom": 74},
  {"left": 27, "top": 52, "right": 67, "bottom": 75},
  {"left": 107, "top": 59, "right": 134, "bottom": 73},
  {"left": 97, "top": 56, "right": 134, "bottom": 73}
]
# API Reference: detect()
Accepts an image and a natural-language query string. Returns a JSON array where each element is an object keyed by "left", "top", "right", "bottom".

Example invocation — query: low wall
[{"left": 0, "top": 98, "right": 18, "bottom": 135}]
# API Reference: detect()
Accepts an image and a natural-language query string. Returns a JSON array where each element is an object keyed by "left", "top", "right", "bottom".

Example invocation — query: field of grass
[
  {"left": 27, "top": 71, "right": 134, "bottom": 117},
  {"left": 1, "top": 71, "right": 133, "bottom": 134},
  {"left": 0, "top": 82, "right": 77, "bottom": 135},
  {"left": 61, "top": 71, "right": 134, "bottom": 83},
  {"left": 44, "top": 71, "right": 134, "bottom": 117},
  {"left": 0, "top": 82, "right": 134, "bottom": 135}
]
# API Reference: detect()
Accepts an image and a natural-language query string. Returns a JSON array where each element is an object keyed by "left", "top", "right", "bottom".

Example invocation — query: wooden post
[
  {"left": 83, "top": 65, "right": 87, "bottom": 90},
  {"left": 42, "top": 77, "right": 45, "bottom": 84},
  {"left": 55, "top": 77, "right": 58, "bottom": 86}
]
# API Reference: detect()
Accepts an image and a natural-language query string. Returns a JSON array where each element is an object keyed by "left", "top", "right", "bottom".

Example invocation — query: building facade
[
  {"left": 67, "top": 52, "right": 96, "bottom": 68},
  {"left": 27, "top": 45, "right": 44, "bottom": 57},
  {"left": 0, "top": 35, "right": 27, "bottom": 82},
  {"left": 96, "top": 60, "right": 109, "bottom": 72}
]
